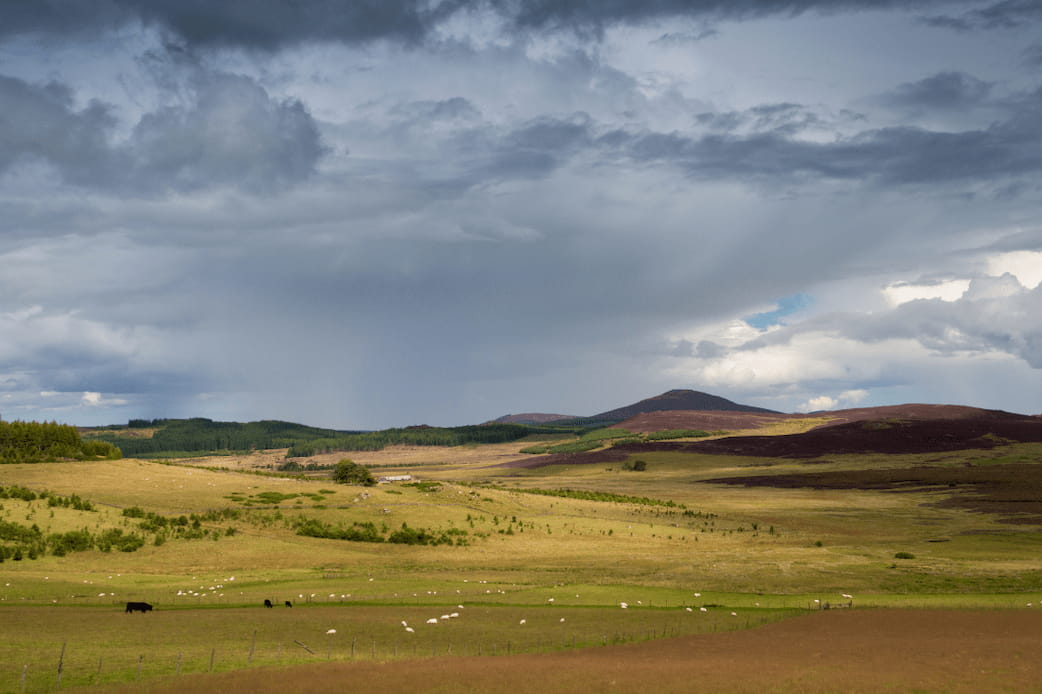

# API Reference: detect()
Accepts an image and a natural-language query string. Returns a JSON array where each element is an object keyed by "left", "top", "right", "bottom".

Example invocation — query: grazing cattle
[
  {"left": 285, "top": 600, "right": 293, "bottom": 607},
  {"left": 125, "top": 602, "right": 152, "bottom": 613},
  {"left": 264, "top": 599, "right": 273, "bottom": 608}
]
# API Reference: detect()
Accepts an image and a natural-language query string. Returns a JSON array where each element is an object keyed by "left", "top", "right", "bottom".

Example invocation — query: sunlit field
[{"left": 3, "top": 436, "right": 1042, "bottom": 692}]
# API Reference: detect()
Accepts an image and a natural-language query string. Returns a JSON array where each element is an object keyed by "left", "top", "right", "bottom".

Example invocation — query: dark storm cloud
[
  {"left": 0, "top": 0, "right": 963, "bottom": 49},
  {"left": 0, "top": 0, "right": 452, "bottom": 48},
  {"left": 604, "top": 86, "right": 1042, "bottom": 186},
  {"left": 465, "top": 113, "right": 595, "bottom": 182},
  {"left": 489, "top": 0, "right": 955, "bottom": 36},
  {"left": 694, "top": 103, "right": 834, "bottom": 135},
  {"left": 423, "top": 82, "right": 1040, "bottom": 194},
  {"left": 0, "top": 75, "right": 119, "bottom": 185},
  {"left": 880, "top": 71, "right": 994, "bottom": 113},
  {"left": 1024, "top": 42, "right": 1042, "bottom": 66},
  {"left": 129, "top": 70, "right": 325, "bottom": 192},
  {"left": 921, "top": 0, "right": 1042, "bottom": 31},
  {"left": 0, "top": 70, "right": 324, "bottom": 193}
]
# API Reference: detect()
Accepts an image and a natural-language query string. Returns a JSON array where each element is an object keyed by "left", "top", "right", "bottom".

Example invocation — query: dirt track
[{"left": 97, "top": 609, "right": 1042, "bottom": 694}]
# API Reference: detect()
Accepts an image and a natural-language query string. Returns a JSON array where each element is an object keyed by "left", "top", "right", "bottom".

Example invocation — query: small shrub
[{"left": 894, "top": 551, "right": 915, "bottom": 559}]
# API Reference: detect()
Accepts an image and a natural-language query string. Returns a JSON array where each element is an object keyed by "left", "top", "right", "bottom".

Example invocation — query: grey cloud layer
[
  {"left": 472, "top": 82, "right": 1042, "bottom": 189},
  {"left": 2, "top": 0, "right": 966, "bottom": 49},
  {"left": 921, "top": 0, "right": 1042, "bottom": 31},
  {"left": 0, "top": 69, "right": 323, "bottom": 193},
  {"left": 2, "top": 2, "right": 1040, "bottom": 425}
]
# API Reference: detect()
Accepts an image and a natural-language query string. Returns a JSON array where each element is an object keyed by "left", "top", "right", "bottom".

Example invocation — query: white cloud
[
  {"left": 883, "top": 279, "right": 971, "bottom": 306},
  {"left": 987, "top": 250, "right": 1042, "bottom": 290},
  {"left": 800, "top": 395, "right": 837, "bottom": 412}
]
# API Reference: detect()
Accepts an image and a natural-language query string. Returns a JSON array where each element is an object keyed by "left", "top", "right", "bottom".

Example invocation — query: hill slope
[
  {"left": 491, "top": 413, "right": 578, "bottom": 425},
  {"left": 590, "top": 389, "right": 779, "bottom": 422}
]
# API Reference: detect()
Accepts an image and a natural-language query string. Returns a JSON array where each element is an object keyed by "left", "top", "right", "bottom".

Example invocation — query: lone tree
[{"left": 332, "top": 459, "right": 376, "bottom": 486}]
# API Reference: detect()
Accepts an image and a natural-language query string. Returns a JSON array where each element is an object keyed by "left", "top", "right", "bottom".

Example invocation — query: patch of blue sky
[{"left": 743, "top": 293, "right": 814, "bottom": 330}]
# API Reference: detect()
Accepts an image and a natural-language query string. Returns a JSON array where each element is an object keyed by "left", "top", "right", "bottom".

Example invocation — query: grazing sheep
[
  {"left": 426, "top": 618, "right": 438, "bottom": 624},
  {"left": 519, "top": 619, "right": 526, "bottom": 625},
  {"left": 405, "top": 627, "right": 415, "bottom": 633},
  {"left": 326, "top": 629, "right": 336, "bottom": 634}
]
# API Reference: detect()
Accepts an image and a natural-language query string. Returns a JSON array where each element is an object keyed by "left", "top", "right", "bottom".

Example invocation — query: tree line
[
  {"left": 285, "top": 424, "right": 534, "bottom": 457},
  {"left": 0, "top": 420, "right": 122, "bottom": 463},
  {"left": 87, "top": 418, "right": 363, "bottom": 457}
]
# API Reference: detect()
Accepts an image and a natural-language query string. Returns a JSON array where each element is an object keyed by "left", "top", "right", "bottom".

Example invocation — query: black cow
[
  {"left": 285, "top": 600, "right": 293, "bottom": 607},
  {"left": 125, "top": 601, "right": 152, "bottom": 613},
  {"left": 264, "top": 599, "right": 273, "bottom": 608}
]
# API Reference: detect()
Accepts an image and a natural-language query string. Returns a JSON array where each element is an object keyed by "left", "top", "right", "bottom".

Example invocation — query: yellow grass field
[{"left": 3, "top": 436, "right": 1042, "bottom": 692}]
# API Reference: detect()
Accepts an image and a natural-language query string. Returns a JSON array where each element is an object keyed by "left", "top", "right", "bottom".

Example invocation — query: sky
[{"left": 2, "top": 0, "right": 1042, "bottom": 429}]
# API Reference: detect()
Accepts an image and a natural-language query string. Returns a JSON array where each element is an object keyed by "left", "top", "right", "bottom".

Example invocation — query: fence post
[
  {"left": 21, "top": 664, "right": 27, "bottom": 694},
  {"left": 137, "top": 655, "right": 143, "bottom": 680},
  {"left": 209, "top": 648, "right": 215, "bottom": 672},
  {"left": 176, "top": 652, "right": 182, "bottom": 675},
  {"left": 57, "top": 642, "right": 66, "bottom": 690},
  {"left": 249, "top": 630, "right": 256, "bottom": 663},
  {"left": 97, "top": 655, "right": 103, "bottom": 680}
]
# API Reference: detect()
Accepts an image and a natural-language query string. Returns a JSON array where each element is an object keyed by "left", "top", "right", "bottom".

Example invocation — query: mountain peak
[{"left": 590, "top": 389, "right": 778, "bottom": 421}]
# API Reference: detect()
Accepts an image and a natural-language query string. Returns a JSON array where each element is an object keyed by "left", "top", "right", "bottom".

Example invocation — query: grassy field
[{"left": 2, "top": 435, "right": 1042, "bottom": 691}]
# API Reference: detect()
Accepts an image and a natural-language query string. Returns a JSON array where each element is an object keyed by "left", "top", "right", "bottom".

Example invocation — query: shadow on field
[{"left": 85, "top": 609, "right": 1042, "bottom": 694}]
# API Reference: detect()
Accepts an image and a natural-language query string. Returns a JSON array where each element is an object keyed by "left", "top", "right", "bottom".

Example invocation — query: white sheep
[
  {"left": 426, "top": 618, "right": 438, "bottom": 624},
  {"left": 620, "top": 602, "right": 628, "bottom": 609},
  {"left": 326, "top": 629, "right": 337, "bottom": 634},
  {"left": 405, "top": 627, "right": 415, "bottom": 633}
]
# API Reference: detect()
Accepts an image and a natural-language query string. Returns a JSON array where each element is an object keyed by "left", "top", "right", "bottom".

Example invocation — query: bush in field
[
  {"left": 96, "top": 528, "right": 145, "bottom": 552},
  {"left": 49, "top": 530, "right": 93, "bottom": 556},
  {"left": 332, "top": 459, "right": 376, "bottom": 486},
  {"left": 895, "top": 551, "right": 915, "bottom": 559}
]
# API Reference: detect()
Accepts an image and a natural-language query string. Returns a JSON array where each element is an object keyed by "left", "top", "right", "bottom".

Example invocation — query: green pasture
[{"left": 1, "top": 604, "right": 797, "bottom": 693}]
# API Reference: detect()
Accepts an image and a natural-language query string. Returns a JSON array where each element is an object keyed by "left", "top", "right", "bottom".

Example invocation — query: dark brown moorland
[
  {"left": 90, "top": 609, "right": 1042, "bottom": 694},
  {"left": 508, "top": 411, "right": 1042, "bottom": 469}
]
